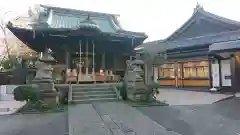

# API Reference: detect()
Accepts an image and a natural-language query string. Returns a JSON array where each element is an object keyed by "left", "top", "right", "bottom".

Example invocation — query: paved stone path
[
  {"left": 68, "top": 104, "right": 112, "bottom": 135},
  {"left": 0, "top": 102, "right": 179, "bottom": 135},
  {"left": 2, "top": 99, "right": 238, "bottom": 135},
  {"left": 69, "top": 102, "right": 179, "bottom": 135}
]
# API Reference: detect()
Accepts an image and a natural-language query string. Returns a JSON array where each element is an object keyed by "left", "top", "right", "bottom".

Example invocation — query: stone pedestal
[
  {"left": 124, "top": 59, "right": 151, "bottom": 101},
  {"left": 32, "top": 49, "right": 59, "bottom": 105}
]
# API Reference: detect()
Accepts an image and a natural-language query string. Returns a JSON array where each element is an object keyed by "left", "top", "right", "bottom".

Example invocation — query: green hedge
[
  {"left": 14, "top": 86, "right": 41, "bottom": 103},
  {"left": 119, "top": 81, "right": 128, "bottom": 100}
]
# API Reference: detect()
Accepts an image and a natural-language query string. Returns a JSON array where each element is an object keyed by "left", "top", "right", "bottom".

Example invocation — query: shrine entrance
[{"left": 7, "top": 5, "right": 147, "bottom": 84}]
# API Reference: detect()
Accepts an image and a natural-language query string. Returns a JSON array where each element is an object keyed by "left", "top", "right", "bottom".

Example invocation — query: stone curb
[
  {"left": 213, "top": 95, "right": 235, "bottom": 103},
  {"left": 235, "top": 93, "right": 240, "bottom": 98}
]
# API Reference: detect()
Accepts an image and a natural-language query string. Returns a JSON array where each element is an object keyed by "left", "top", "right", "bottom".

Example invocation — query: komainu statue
[{"left": 120, "top": 55, "right": 159, "bottom": 101}]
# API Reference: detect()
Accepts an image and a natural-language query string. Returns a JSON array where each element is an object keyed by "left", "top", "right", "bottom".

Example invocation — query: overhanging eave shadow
[
  {"left": 209, "top": 40, "right": 240, "bottom": 53},
  {"left": 209, "top": 40, "right": 240, "bottom": 59}
]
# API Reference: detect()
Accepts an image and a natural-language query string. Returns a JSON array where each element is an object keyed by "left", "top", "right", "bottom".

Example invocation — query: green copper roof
[
  {"left": 27, "top": 4, "right": 123, "bottom": 33},
  {"left": 48, "top": 13, "right": 117, "bottom": 33},
  {"left": 8, "top": 4, "right": 147, "bottom": 42}
]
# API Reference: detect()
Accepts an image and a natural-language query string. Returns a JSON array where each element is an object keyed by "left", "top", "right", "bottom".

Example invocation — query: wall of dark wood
[{"left": 231, "top": 56, "right": 240, "bottom": 92}]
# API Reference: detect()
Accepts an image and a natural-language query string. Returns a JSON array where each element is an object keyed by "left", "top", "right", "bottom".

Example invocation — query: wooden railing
[{"left": 64, "top": 69, "right": 120, "bottom": 83}]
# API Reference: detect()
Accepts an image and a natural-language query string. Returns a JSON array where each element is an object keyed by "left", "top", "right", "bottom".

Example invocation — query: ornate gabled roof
[
  {"left": 165, "top": 4, "right": 240, "bottom": 41},
  {"left": 22, "top": 4, "right": 147, "bottom": 39},
  {"left": 138, "top": 30, "right": 240, "bottom": 57}
]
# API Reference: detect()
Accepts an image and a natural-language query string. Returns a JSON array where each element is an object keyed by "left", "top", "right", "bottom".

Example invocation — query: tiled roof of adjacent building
[{"left": 138, "top": 4, "right": 240, "bottom": 54}]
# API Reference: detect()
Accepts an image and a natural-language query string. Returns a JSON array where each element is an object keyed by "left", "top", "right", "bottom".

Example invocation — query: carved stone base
[
  {"left": 127, "top": 91, "right": 151, "bottom": 101},
  {"left": 32, "top": 78, "right": 53, "bottom": 83},
  {"left": 42, "top": 96, "right": 59, "bottom": 105},
  {"left": 35, "top": 83, "right": 55, "bottom": 91},
  {"left": 32, "top": 83, "right": 59, "bottom": 105}
]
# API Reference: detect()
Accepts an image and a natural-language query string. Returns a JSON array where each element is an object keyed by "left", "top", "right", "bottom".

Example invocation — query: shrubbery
[
  {"left": 119, "top": 80, "right": 128, "bottom": 100},
  {"left": 13, "top": 86, "right": 41, "bottom": 103},
  {"left": 56, "top": 87, "right": 68, "bottom": 104}
]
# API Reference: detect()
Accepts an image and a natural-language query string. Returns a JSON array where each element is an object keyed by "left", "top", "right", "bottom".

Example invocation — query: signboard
[
  {"left": 211, "top": 63, "right": 220, "bottom": 87},
  {"left": 221, "top": 60, "right": 231, "bottom": 86}
]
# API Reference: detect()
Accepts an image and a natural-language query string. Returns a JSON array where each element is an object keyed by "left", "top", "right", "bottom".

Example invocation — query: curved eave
[
  {"left": 209, "top": 40, "right": 240, "bottom": 54},
  {"left": 166, "top": 44, "right": 209, "bottom": 52},
  {"left": 117, "top": 30, "right": 148, "bottom": 40},
  {"left": 8, "top": 22, "right": 146, "bottom": 44},
  {"left": 164, "top": 29, "right": 240, "bottom": 52},
  {"left": 7, "top": 24, "right": 145, "bottom": 51},
  {"left": 136, "top": 41, "right": 173, "bottom": 55},
  {"left": 7, "top": 27, "right": 42, "bottom": 52}
]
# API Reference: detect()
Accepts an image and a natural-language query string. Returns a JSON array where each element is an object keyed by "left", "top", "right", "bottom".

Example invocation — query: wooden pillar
[
  {"left": 92, "top": 40, "right": 96, "bottom": 83},
  {"left": 86, "top": 40, "right": 89, "bottom": 75},
  {"left": 231, "top": 55, "right": 240, "bottom": 93},
  {"left": 113, "top": 55, "right": 117, "bottom": 70},
  {"left": 230, "top": 56, "right": 236, "bottom": 92},
  {"left": 101, "top": 52, "right": 106, "bottom": 82},
  {"left": 208, "top": 58, "right": 213, "bottom": 88},
  {"left": 65, "top": 47, "right": 70, "bottom": 83},
  {"left": 174, "top": 62, "right": 178, "bottom": 87},
  {"left": 101, "top": 52, "right": 106, "bottom": 69},
  {"left": 65, "top": 51, "right": 70, "bottom": 68},
  {"left": 153, "top": 65, "right": 158, "bottom": 82},
  {"left": 78, "top": 40, "right": 82, "bottom": 83},
  {"left": 218, "top": 59, "right": 222, "bottom": 87}
]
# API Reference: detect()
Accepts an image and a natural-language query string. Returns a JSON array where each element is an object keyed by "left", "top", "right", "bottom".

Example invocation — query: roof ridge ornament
[
  {"left": 194, "top": 3, "right": 204, "bottom": 13},
  {"left": 81, "top": 14, "right": 94, "bottom": 23},
  {"left": 87, "top": 14, "right": 90, "bottom": 21},
  {"left": 77, "top": 14, "right": 101, "bottom": 32}
]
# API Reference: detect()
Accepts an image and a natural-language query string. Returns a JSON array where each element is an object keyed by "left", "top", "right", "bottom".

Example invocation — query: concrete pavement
[
  {"left": 0, "top": 85, "right": 26, "bottom": 115},
  {"left": 1, "top": 99, "right": 239, "bottom": 135},
  {"left": 0, "top": 102, "right": 179, "bottom": 135},
  {"left": 156, "top": 89, "right": 234, "bottom": 105},
  {"left": 68, "top": 104, "right": 112, "bottom": 135},
  {"left": 68, "top": 102, "right": 179, "bottom": 135},
  {"left": 0, "top": 101, "right": 26, "bottom": 115},
  {"left": 0, "top": 113, "right": 68, "bottom": 135},
  {"left": 91, "top": 102, "right": 179, "bottom": 135},
  {"left": 138, "top": 98, "right": 240, "bottom": 135}
]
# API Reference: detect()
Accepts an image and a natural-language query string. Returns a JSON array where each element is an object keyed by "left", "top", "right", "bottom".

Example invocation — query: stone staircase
[{"left": 70, "top": 84, "right": 119, "bottom": 103}]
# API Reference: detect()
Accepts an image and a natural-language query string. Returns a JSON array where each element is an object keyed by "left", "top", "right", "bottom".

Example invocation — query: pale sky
[{"left": 0, "top": 0, "right": 240, "bottom": 41}]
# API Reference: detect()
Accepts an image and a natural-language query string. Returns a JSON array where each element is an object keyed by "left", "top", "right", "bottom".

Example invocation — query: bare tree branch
[
  {"left": 0, "top": 24, "right": 11, "bottom": 61},
  {"left": 0, "top": 11, "right": 16, "bottom": 67}
]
